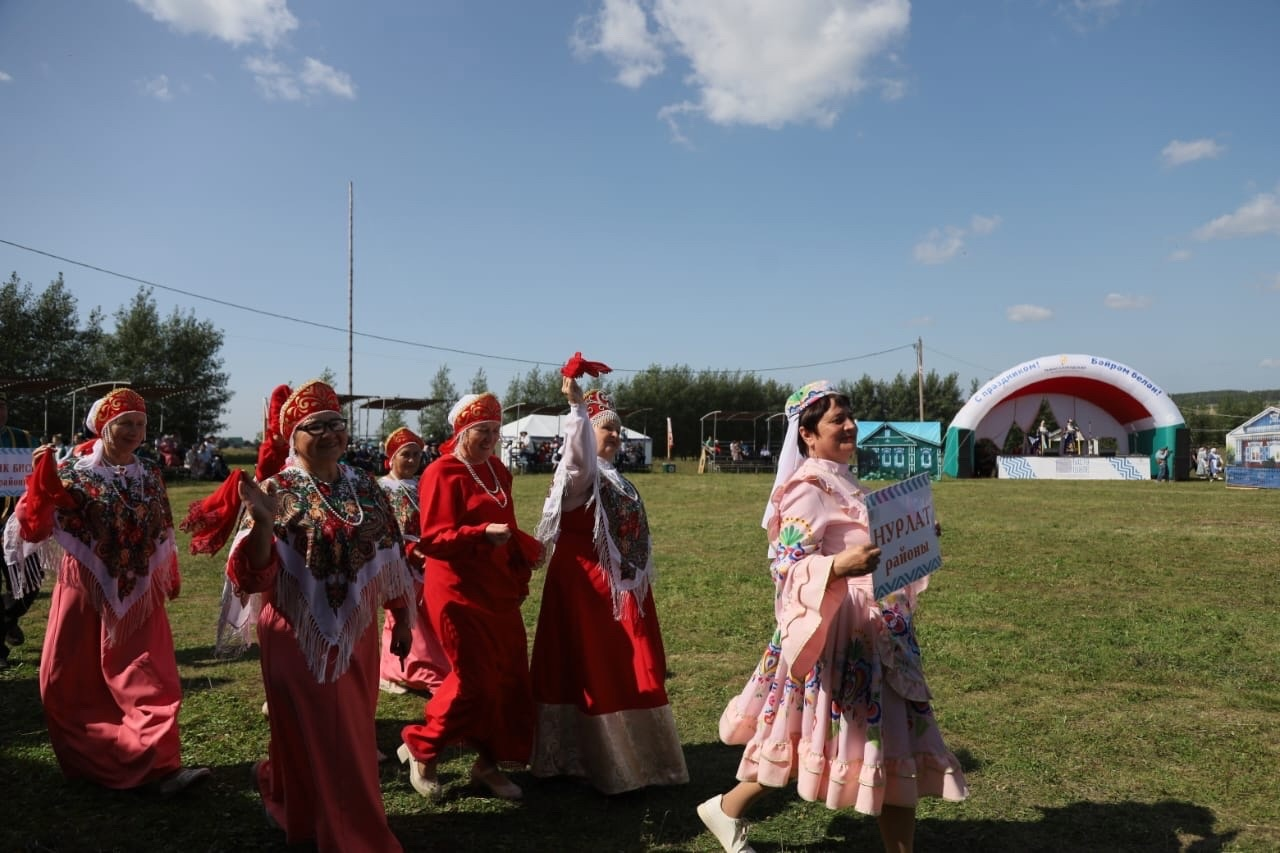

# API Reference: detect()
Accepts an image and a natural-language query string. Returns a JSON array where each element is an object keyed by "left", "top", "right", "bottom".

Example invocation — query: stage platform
[{"left": 997, "top": 455, "right": 1149, "bottom": 480}]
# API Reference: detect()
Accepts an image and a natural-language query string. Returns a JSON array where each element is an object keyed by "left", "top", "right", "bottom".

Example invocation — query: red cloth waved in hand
[{"left": 560, "top": 352, "right": 612, "bottom": 379}]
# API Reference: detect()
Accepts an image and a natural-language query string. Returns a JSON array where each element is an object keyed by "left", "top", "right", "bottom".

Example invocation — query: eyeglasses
[{"left": 296, "top": 418, "right": 348, "bottom": 436}]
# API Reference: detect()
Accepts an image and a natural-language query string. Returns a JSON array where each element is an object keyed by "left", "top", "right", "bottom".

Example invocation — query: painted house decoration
[
  {"left": 1224, "top": 406, "right": 1280, "bottom": 489},
  {"left": 856, "top": 421, "right": 943, "bottom": 481}
]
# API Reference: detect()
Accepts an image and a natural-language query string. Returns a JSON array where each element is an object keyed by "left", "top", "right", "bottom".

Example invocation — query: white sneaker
[{"left": 697, "top": 795, "right": 756, "bottom": 853}]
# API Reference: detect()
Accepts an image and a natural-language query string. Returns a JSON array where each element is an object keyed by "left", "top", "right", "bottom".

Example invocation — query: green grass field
[{"left": 1, "top": 467, "right": 1275, "bottom": 852}]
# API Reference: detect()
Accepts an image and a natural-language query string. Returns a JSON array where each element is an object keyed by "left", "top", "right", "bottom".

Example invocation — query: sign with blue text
[
  {"left": 864, "top": 472, "right": 941, "bottom": 600},
  {"left": 0, "top": 448, "right": 34, "bottom": 497}
]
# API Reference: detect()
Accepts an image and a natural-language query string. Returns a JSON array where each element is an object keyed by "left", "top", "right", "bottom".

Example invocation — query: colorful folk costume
[
  {"left": 377, "top": 427, "right": 450, "bottom": 695},
  {"left": 530, "top": 388, "right": 688, "bottom": 793},
  {"left": 224, "top": 381, "right": 415, "bottom": 852},
  {"left": 717, "top": 382, "right": 968, "bottom": 814},
  {"left": 399, "top": 393, "right": 542, "bottom": 792},
  {"left": 6, "top": 390, "right": 200, "bottom": 790}
]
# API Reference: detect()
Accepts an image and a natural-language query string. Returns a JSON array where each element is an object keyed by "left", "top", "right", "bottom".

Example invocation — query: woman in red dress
[
  {"left": 398, "top": 392, "right": 541, "bottom": 801},
  {"left": 529, "top": 377, "right": 688, "bottom": 794}
]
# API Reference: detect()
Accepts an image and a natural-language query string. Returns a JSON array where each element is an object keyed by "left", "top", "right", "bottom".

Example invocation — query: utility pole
[
  {"left": 347, "top": 181, "right": 354, "bottom": 426},
  {"left": 916, "top": 336, "right": 925, "bottom": 421}
]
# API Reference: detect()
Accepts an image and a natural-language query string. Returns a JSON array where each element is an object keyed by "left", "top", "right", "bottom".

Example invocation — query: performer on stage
[
  {"left": 377, "top": 426, "right": 449, "bottom": 696},
  {"left": 530, "top": 376, "right": 688, "bottom": 794}
]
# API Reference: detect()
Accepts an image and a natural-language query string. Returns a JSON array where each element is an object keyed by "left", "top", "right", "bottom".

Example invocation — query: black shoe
[{"left": 5, "top": 624, "right": 24, "bottom": 647}]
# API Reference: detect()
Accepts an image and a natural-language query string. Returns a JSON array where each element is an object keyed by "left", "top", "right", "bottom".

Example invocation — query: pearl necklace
[
  {"left": 455, "top": 452, "right": 508, "bottom": 508},
  {"left": 298, "top": 467, "right": 365, "bottom": 527}
]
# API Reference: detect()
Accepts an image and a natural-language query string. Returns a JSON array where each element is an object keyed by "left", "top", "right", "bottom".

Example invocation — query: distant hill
[
  {"left": 1169, "top": 390, "right": 1280, "bottom": 451},
  {"left": 1170, "top": 389, "right": 1280, "bottom": 410}
]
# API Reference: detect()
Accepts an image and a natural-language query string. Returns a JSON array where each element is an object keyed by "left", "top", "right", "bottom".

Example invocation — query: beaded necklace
[
  {"left": 103, "top": 463, "right": 150, "bottom": 508},
  {"left": 389, "top": 477, "right": 419, "bottom": 511},
  {"left": 297, "top": 466, "right": 365, "bottom": 526},
  {"left": 455, "top": 452, "right": 508, "bottom": 508}
]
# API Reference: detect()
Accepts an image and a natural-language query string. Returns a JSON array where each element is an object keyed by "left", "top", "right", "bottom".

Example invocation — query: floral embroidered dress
[
  {"left": 529, "top": 402, "right": 688, "bottom": 794},
  {"left": 228, "top": 463, "right": 414, "bottom": 853},
  {"left": 377, "top": 473, "right": 450, "bottom": 694},
  {"left": 8, "top": 447, "right": 185, "bottom": 788},
  {"left": 718, "top": 457, "right": 968, "bottom": 813}
]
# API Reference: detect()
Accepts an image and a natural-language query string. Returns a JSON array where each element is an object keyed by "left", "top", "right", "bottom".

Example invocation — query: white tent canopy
[{"left": 500, "top": 413, "right": 653, "bottom": 465}]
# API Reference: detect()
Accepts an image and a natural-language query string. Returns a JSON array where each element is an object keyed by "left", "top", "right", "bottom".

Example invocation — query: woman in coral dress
[
  {"left": 9, "top": 388, "right": 208, "bottom": 794},
  {"left": 530, "top": 377, "right": 688, "bottom": 794},
  {"left": 697, "top": 380, "right": 968, "bottom": 853},
  {"left": 377, "top": 426, "right": 449, "bottom": 695},
  {"left": 230, "top": 380, "right": 416, "bottom": 853}
]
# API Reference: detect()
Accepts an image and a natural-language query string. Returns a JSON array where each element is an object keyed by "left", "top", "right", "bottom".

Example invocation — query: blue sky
[{"left": 2, "top": 0, "right": 1277, "bottom": 440}]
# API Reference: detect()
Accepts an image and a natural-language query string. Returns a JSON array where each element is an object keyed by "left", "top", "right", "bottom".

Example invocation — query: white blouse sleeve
[{"left": 559, "top": 403, "right": 598, "bottom": 512}]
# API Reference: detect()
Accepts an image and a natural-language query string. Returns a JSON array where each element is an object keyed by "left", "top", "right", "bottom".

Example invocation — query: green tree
[
  {"left": 467, "top": 368, "right": 489, "bottom": 395},
  {"left": 0, "top": 272, "right": 108, "bottom": 439},
  {"left": 419, "top": 365, "right": 457, "bottom": 442},
  {"left": 379, "top": 408, "right": 407, "bottom": 442},
  {"left": 101, "top": 287, "right": 231, "bottom": 441},
  {"left": 504, "top": 365, "right": 562, "bottom": 413}
]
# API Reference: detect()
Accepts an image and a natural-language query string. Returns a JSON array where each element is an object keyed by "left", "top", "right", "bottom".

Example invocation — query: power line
[
  {"left": 923, "top": 345, "right": 997, "bottom": 376},
  {"left": 1, "top": 237, "right": 917, "bottom": 377}
]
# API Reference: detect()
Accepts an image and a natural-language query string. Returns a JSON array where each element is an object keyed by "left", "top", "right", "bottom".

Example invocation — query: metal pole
[
  {"left": 916, "top": 336, "right": 925, "bottom": 421},
  {"left": 348, "top": 181, "right": 355, "bottom": 426}
]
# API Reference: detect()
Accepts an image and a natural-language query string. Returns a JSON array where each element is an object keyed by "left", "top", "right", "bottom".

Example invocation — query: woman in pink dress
[
  {"left": 377, "top": 426, "right": 449, "bottom": 695},
  {"left": 529, "top": 377, "right": 688, "bottom": 794},
  {"left": 230, "top": 380, "right": 416, "bottom": 853},
  {"left": 697, "top": 380, "right": 968, "bottom": 853},
  {"left": 10, "top": 388, "right": 209, "bottom": 794}
]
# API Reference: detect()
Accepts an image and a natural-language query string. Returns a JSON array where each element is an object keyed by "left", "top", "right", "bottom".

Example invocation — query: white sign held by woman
[{"left": 864, "top": 472, "right": 942, "bottom": 600}]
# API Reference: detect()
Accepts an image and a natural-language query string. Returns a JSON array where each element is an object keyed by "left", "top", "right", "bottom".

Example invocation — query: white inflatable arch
[{"left": 943, "top": 354, "right": 1185, "bottom": 477}]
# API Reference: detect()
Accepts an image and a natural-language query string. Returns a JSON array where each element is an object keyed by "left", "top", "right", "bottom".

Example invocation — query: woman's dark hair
[{"left": 796, "top": 393, "right": 852, "bottom": 457}]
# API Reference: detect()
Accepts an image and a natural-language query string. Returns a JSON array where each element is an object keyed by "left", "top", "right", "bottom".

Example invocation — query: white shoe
[
  {"left": 379, "top": 678, "right": 408, "bottom": 695},
  {"left": 396, "top": 743, "right": 441, "bottom": 800},
  {"left": 470, "top": 763, "right": 522, "bottom": 800},
  {"left": 697, "top": 795, "right": 756, "bottom": 853}
]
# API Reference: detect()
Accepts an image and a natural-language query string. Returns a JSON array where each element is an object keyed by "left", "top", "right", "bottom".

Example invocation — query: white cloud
[
  {"left": 969, "top": 213, "right": 1002, "bottom": 235},
  {"left": 1057, "top": 0, "right": 1125, "bottom": 31},
  {"left": 913, "top": 226, "right": 964, "bottom": 264},
  {"left": 1168, "top": 248, "right": 1192, "bottom": 262},
  {"left": 141, "top": 74, "right": 173, "bottom": 101},
  {"left": 912, "top": 213, "right": 1000, "bottom": 264},
  {"left": 245, "top": 55, "right": 354, "bottom": 101},
  {"left": 909, "top": 315, "right": 934, "bottom": 326},
  {"left": 131, "top": 0, "right": 297, "bottom": 48},
  {"left": 572, "top": 0, "right": 665, "bottom": 88},
  {"left": 1193, "top": 188, "right": 1280, "bottom": 241},
  {"left": 1103, "top": 292, "right": 1151, "bottom": 310},
  {"left": 1161, "top": 138, "right": 1225, "bottom": 168},
  {"left": 575, "top": 0, "right": 911, "bottom": 131},
  {"left": 1260, "top": 358, "right": 1280, "bottom": 369},
  {"left": 299, "top": 58, "right": 355, "bottom": 99},
  {"left": 0, "top": 71, "right": 12, "bottom": 83},
  {"left": 1007, "top": 304, "right": 1053, "bottom": 323}
]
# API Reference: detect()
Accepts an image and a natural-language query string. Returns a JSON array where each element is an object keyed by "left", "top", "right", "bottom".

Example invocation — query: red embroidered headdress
[
  {"left": 384, "top": 427, "right": 423, "bottom": 460},
  {"left": 86, "top": 388, "right": 147, "bottom": 435},
  {"left": 440, "top": 393, "right": 501, "bottom": 456},
  {"left": 584, "top": 389, "right": 620, "bottom": 427},
  {"left": 280, "top": 380, "right": 342, "bottom": 436}
]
